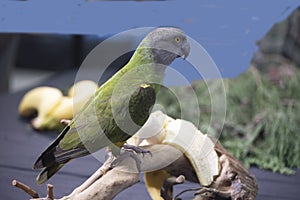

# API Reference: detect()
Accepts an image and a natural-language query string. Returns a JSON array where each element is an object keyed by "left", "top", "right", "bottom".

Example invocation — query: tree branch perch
[{"left": 13, "top": 143, "right": 258, "bottom": 200}]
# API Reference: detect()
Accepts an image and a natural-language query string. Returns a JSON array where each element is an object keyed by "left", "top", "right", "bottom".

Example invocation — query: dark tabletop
[{"left": 0, "top": 70, "right": 299, "bottom": 200}]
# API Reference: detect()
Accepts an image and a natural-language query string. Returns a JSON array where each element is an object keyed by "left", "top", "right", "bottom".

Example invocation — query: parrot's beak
[
  {"left": 181, "top": 41, "right": 190, "bottom": 60},
  {"left": 183, "top": 52, "right": 189, "bottom": 60}
]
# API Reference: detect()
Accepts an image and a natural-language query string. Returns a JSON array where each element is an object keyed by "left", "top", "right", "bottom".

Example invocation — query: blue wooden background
[{"left": 0, "top": 0, "right": 299, "bottom": 79}]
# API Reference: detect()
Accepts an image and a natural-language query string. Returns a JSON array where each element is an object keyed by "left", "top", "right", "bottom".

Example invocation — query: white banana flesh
[{"left": 163, "top": 119, "right": 219, "bottom": 186}]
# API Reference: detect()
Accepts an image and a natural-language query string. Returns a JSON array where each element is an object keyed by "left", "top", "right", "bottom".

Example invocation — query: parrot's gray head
[{"left": 141, "top": 27, "right": 190, "bottom": 66}]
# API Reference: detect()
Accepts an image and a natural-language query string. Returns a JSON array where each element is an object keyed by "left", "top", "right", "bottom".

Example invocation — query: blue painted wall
[{"left": 0, "top": 0, "right": 298, "bottom": 81}]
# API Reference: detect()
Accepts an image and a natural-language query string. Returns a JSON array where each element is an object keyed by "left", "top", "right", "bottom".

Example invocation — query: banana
[
  {"left": 127, "top": 111, "right": 220, "bottom": 199},
  {"left": 144, "top": 170, "right": 172, "bottom": 200},
  {"left": 46, "top": 97, "right": 73, "bottom": 121},
  {"left": 67, "top": 80, "right": 98, "bottom": 115},
  {"left": 162, "top": 119, "right": 219, "bottom": 186},
  {"left": 37, "top": 96, "right": 73, "bottom": 131},
  {"left": 127, "top": 110, "right": 173, "bottom": 146},
  {"left": 19, "top": 87, "right": 63, "bottom": 117},
  {"left": 19, "top": 86, "right": 63, "bottom": 129},
  {"left": 40, "top": 80, "right": 98, "bottom": 130},
  {"left": 18, "top": 80, "right": 98, "bottom": 130}
]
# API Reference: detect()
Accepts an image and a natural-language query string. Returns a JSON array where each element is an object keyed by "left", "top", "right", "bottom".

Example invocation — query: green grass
[{"left": 157, "top": 66, "right": 300, "bottom": 174}]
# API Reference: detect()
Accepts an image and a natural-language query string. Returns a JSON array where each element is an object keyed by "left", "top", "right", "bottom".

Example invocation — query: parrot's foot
[
  {"left": 194, "top": 187, "right": 231, "bottom": 199},
  {"left": 122, "top": 144, "right": 152, "bottom": 157},
  {"left": 110, "top": 144, "right": 151, "bottom": 171},
  {"left": 110, "top": 151, "right": 142, "bottom": 171}
]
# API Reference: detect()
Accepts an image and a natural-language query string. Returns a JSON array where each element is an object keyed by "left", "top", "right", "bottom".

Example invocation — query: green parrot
[{"left": 33, "top": 27, "right": 190, "bottom": 184}]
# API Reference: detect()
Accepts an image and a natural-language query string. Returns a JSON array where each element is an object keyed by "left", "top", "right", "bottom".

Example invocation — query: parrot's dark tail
[
  {"left": 34, "top": 147, "right": 89, "bottom": 184},
  {"left": 33, "top": 146, "right": 89, "bottom": 169},
  {"left": 36, "top": 163, "right": 64, "bottom": 185},
  {"left": 33, "top": 126, "right": 71, "bottom": 170},
  {"left": 33, "top": 125, "right": 89, "bottom": 184}
]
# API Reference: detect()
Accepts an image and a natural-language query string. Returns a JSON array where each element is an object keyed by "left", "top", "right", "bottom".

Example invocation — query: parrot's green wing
[{"left": 33, "top": 84, "right": 156, "bottom": 184}]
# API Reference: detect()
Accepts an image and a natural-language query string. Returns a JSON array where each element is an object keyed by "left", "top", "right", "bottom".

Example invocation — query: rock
[{"left": 252, "top": 6, "right": 300, "bottom": 70}]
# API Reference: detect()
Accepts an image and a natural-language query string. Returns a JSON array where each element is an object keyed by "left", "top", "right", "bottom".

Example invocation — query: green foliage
[{"left": 157, "top": 66, "right": 300, "bottom": 174}]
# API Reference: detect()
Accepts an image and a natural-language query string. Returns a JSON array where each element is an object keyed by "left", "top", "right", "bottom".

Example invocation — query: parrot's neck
[{"left": 120, "top": 47, "right": 168, "bottom": 84}]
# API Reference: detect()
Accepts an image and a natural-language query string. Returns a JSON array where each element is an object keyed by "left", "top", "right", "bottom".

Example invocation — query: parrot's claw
[
  {"left": 194, "top": 187, "right": 231, "bottom": 199},
  {"left": 110, "top": 151, "right": 142, "bottom": 171},
  {"left": 122, "top": 144, "right": 152, "bottom": 157},
  {"left": 110, "top": 144, "right": 151, "bottom": 171}
]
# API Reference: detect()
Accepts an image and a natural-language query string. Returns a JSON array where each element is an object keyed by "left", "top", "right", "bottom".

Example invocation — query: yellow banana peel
[{"left": 144, "top": 170, "right": 172, "bottom": 200}]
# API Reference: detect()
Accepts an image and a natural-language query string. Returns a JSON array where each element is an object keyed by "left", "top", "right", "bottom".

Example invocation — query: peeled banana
[
  {"left": 127, "top": 111, "right": 220, "bottom": 199},
  {"left": 18, "top": 80, "right": 98, "bottom": 130}
]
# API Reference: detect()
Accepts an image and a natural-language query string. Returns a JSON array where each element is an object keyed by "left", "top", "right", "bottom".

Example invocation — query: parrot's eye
[{"left": 175, "top": 37, "right": 181, "bottom": 43}]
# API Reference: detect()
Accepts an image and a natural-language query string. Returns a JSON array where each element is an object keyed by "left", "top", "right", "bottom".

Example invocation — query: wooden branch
[
  {"left": 60, "top": 151, "right": 140, "bottom": 200},
  {"left": 65, "top": 152, "right": 115, "bottom": 198},
  {"left": 12, "top": 142, "right": 257, "bottom": 200},
  {"left": 46, "top": 184, "right": 54, "bottom": 200},
  {"left": 150, "top": 140, "right": 258, "bottom": 200},
  {"left": 161, "top": 175, "right": 185, "bottom": 200},
  {"left": 192, "top": 138, "right": 258, "bottom": 200},
  {"left": 12, "top": 180, "right": 39, "bottom": 198}
]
